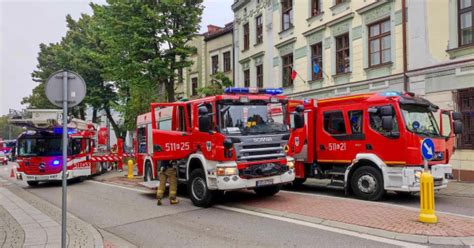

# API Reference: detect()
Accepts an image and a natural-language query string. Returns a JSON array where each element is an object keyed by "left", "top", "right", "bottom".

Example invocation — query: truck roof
[{"left": 316, "top": 92, "right": 437, "bottom": 109}]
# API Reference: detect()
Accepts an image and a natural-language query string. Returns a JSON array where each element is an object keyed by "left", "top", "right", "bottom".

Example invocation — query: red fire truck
[
  {"left": 135, "top": 88, "right": 305, "bottom": 207},
  {"left": 9, "top": 109, "right": 123, "bottom": 186},
  {"left": 291, "top": 92, "right": 462, "bottom": 200}
]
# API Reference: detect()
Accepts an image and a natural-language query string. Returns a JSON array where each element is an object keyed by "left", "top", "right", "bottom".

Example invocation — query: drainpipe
[
  {"left": 402, "top": 0, "right": 408, "bottom": 92},
  {"left": 232, "top": 24, "right": 236, "bottom": 85}
]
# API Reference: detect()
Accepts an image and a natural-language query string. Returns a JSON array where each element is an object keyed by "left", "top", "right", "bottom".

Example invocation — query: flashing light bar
[
  {"left": 53, "top": 127, "right": 77, "bottom": 135},
  {"left": 52, "top": 160, "right": 60, "bottom": 166},
  {"left": 379, "top": 91, "right": 402, "bottom": 97},
  {"left": 225, "top": 87, "right": 284, "bottom": 95}
]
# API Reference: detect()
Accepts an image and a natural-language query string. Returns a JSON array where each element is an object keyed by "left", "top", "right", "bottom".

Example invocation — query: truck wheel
[
  {"left": 27, "top": 181, "right": 39, "bottom": 187},
  {"left": 351, "top": 166, "right": 384, "bottom": 201},
  {"left": 254, "top": 185, "right": 281, "bottom": 197},
  {"left": 293, "top": 178, "right": 307, "bottom": 187},
  {"left": 144, "top": 162, "right": 153, "bottom": 182},
  {"left": 188, "top": 168, "right": 214, "bottom": 208}
]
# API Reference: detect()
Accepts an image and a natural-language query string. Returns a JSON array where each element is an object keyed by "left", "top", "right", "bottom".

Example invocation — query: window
[
  {"left": 211, "top": 55, "right": 219, "bottom": 74},
  {"left": 348, "top": 110, "right": 363, "bottom": 134},
  {"left": 312, "top": 0, "right": 321, "bottom": 16},
  {"left": 311, "top": 42, "right": 323, "bottom": 80},
  {"left": 178, "top": 68, "right": 183, "bottom": 84},
  {"left": 324, "top": 111, "right": 346, "bottom": 135},
  {"left": 336, "top": 33, "right": 350, "bottom": 74},
  {"left": 335, "top": 0, "right": 347, "bottom": 4},
  {"left": 256, "top": 15, "right": 263, "bottom": 44},
  {"left": 256, "top": 64, "right": 263, "bottom": 88},
  {"left": 369, "top": 19, "right": 391, "bottom": 67},
  {"left": 244, "top": 69, "right": 250, "bottom": 87},
  {"left": 281, "top": 0, "right": 293, "bottom": 31},
  {"left": 137, "top": 128, "right": 146, "bottom": 153},
  {"left": 459, "top": 0, "right": 474, "bottom": 46},
  {"left": 282, "top": 53, "right": 293, "bottom": 87},
  {"left": 243, "top": 23, "right": 250, "bottom": 50},
  {"left": 191, "top": 78, "right": 198, "bottom": 96},
  {"left": 457, "top": 88, "right": 474, "bottom": 149},
  {"left": 369, "top": 105, "right": 399, "bottom": 136},
  {"left": 223, "top": 52, "right": 231, "bottom": 72}
]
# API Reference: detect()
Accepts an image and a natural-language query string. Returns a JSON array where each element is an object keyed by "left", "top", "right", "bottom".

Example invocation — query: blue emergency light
[
  {"left": 52, "top": 160, "right": 60, "bottom": 166},
  {"left": 53, "top": 127, "right": 76, "bottom": 135},
  {"left": 379, "top": 91, "right": 402, "bottom": 97},
  {"left": 224, "top": 87, "right": 284, "bottom": 95}
]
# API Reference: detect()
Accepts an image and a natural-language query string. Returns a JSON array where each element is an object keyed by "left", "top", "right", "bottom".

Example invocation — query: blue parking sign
[{"left": 421, "top": 138, "right": 435, "bottom": 161}]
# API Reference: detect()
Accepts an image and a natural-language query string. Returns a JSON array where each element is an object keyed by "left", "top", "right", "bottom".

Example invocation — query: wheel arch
[{"left": 345, "top": 154, "right": 387, "bottom": 194}]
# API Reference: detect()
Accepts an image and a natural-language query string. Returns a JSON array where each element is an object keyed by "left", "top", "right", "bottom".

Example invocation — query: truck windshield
[
  {"left": 17, "top": 138, "right": 62, "bottom": 157},
  {"left": 219, "top": 103, "right": 289, "bottom": 135},
  {"left": 400, "top": 104, "right": 440, "bottom": 137}
]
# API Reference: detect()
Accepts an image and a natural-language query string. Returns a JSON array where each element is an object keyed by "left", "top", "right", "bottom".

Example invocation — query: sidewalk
[
  {"left": 0, "top": 176, "right": 104, "bottom": 248},
  {"left": 438, "top": 181, "right": 474, "bottom": 198},
  {"left": 232, "top": 191, "right": 474, "bottom": 245}
]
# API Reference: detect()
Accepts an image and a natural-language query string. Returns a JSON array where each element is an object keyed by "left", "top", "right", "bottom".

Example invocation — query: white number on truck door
[
  {"left": 328, "top": 143, "right": 346, "bottom": 151},
  {"left": 165, "top": 142, "right": 190, "bottom": 151}
]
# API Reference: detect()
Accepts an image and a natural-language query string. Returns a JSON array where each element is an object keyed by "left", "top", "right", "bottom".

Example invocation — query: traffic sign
[
  {"left": 421, "top": 138, "right": 435, "bottom": 161},
  {"left": 45, "top": 70, "right": 86, "bottom": 108}
]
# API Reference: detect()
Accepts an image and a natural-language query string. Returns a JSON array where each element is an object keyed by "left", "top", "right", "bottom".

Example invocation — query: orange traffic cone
[{"left": 10, "top": 168, "right": 15, "bottom": 178}]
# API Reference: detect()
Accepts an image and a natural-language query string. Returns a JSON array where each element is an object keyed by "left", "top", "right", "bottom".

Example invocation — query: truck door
[
  {"left": 316, "top": 108, "right": 352, "bottom": 164},
  {"left": 440, "top": 110, "right": 455, "bottom": 161},
  {"left": 151, "top": 103, "right": 192, "bottom": 160}
]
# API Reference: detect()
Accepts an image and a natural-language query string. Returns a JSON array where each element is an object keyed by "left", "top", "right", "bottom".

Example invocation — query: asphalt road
[{"left": 282, "top": 179, "right": 474, "bottom": 217}]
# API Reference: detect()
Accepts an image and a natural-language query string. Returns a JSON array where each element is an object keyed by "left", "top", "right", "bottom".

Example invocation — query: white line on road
[
  {"left": 90, "top": 180, "right": 426, "bottom": 248},
  {"left": 216, "top": 205, "right": 427, "bottom": 248}
]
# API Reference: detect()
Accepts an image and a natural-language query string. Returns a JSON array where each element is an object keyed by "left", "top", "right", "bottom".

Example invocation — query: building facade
[
  {"left": 232, "top": 0, "right": 474, "bottom": 180},
  {"left": 180, "top": 23, "right": 234, "bottom": 98}
]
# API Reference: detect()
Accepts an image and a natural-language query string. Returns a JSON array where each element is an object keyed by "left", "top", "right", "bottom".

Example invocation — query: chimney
[{"left": 207, "top": 25, "right": 222, "bottom": 34}]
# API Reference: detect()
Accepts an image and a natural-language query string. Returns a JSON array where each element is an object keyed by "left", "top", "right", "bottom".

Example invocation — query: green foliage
[
  {"left": 0, "top": 116, "right": 22, "bottom": 139},
  {"left": 197, "top": 72, "right": 233, "bottom": 97}
]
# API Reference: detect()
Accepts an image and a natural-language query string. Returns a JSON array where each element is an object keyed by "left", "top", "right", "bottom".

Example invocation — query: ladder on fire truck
[{"left": 8, "top": 109, "right": 93, "bottom": 131}]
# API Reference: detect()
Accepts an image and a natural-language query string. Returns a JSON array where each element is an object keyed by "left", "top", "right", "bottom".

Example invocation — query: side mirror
[
  {"left": 293, "top": 113, "right": 305, "bottom": 129},
  {"left": 380, "top": 106, "right": 393, "bottom": 116},
  {"left": 454, "top": 120, "right": 463, "bottom": 134},
  {"left": 382, "top": 116, "right": 393, "bottom": 131},
  {"left": 452, "top": 112, "right": 462, "bottom": 121}
]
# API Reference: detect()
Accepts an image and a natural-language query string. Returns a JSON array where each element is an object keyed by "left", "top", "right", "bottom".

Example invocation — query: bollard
[
  {"left": 418, "top": 171, "right": 437, "bottom": 223},
  {"left": 127, "top": 160, "right": 134, "bottom": 179}
]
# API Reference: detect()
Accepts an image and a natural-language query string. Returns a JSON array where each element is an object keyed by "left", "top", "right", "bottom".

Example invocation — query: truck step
[{"left": 326, "top": 181, "right": 344, "bottom": 189}]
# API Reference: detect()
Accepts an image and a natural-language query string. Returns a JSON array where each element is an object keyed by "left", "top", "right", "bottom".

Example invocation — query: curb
[{"left": 230, "top": 203, "right": 474, "bottom": 246}]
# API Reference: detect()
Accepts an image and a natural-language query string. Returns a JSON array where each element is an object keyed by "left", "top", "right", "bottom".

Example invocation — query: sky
[{"left": 0, "top": 0, "right": 234, "bottom": 116}]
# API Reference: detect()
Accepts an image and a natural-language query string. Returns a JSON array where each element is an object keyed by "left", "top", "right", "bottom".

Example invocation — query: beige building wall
[{"left": 205, "top": 25, "right": 234, "bottom": 85}]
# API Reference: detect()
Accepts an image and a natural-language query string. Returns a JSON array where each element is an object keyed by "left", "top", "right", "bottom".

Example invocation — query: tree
[
  {"left": 0, "top": 116, "right": 22, "bottom": 139},
  {"left": 197, "top": 72, "right": 233, "bottom": 97},
  {"left": 92, "top": 0, "right": 203, "bottom": 129}
]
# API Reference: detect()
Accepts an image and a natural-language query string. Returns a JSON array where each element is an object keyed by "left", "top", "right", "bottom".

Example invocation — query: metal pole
[
  {"left": 106, "top": 114, "right": 110, "bottom": 151},
  {"left": 61, "top": 71, "right": 68, "bottom": 248},
  {"left": 424, "top": 159, "right": 429, "bottom": 171}
]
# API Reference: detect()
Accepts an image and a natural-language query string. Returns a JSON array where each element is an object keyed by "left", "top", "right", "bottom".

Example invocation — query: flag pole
[{"left": 290, "top": 65, "right": 306, "bottom": 84}]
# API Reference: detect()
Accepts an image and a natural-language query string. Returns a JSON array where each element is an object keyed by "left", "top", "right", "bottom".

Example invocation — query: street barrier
[
  {"left": 127, "top": 160, "right": 134, "bottom": 179},
  {"left": 418, "top": 171, "right": 437, "bottom": 223}
]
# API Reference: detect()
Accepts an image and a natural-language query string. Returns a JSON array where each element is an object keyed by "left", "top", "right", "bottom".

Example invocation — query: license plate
[
  {"left": 34, "top": 176, "right": 49, "bottom": 180},
  {"left": 256, "top": 179, "right": 273, "bottom": 187}
]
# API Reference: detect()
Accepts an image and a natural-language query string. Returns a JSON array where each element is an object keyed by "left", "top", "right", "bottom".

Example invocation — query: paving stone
[
  {"left": 460, "top": 237, "right": 474, "bottom": 245},
  {"left": 394, "top": 233, "right": 429, "bottom": 243},
  {"left": 428, "top": 236, "right": 465, "bottom": 245}
]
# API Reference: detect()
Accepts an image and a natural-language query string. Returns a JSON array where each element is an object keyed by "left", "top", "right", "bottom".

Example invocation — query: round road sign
[{"left": 45, "top": 70, "right": 86, "bottom": 108}]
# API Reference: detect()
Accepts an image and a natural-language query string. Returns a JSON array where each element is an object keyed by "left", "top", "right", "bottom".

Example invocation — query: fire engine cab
[
  {"left": 135, "top": 88, "right": 305, "bottom": 207},
  {"left": 9, "top": 109, "right": 122, "bottom": 186},
  {"left": 291, "top": 92, "right": 462, "bottom": 201}
]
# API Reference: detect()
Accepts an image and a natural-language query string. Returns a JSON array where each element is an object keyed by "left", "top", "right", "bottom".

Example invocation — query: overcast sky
[{"left": 0, "top": 0, "right": 234, "bottom": 116}]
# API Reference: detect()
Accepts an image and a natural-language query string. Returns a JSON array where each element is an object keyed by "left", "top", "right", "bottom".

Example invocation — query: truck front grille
[
  {"left": 238, "top": 143, "right": 285, "bottom": 161},
  {"left": 239, "top": 163, "right": 289, "bottom": 179}
]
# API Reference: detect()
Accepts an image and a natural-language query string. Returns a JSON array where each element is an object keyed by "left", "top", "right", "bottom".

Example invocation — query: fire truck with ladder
[
  {"left": 9, "top": 109, "right": 123, "bottom": 186},
  {"left": 290, "top": 91, "right": 462, "bottom": 201},
  {"left": 135, "top": 88, "right": 306, "bottom": 207}
]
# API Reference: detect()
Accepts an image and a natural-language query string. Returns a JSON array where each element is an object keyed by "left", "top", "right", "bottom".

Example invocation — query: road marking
[
  {"left": 216, "top": 205, "right": 427, "bottom": 248},
  {"left": 281, "top": 190, "right": 474, "bottom": 220},
  {"left": 89, "top": 180, "right": 153, "bottom": 194}
]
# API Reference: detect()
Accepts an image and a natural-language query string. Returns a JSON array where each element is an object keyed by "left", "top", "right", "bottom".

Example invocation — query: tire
[
  {"left": 188, "top": 168, "right": 214, "bottom": 207},
  {"left": 96, "top": 163, "right": 103, "bottom": 175},
  {"left": 292, "top": 178, "right": 307, "bottom": 187},
  {"left": 106, "top": 162, "right": 112, "bottom": 172},
  {"left": 254, "top": 185, "right": 281, "bottom": 197},
  {"left": 350, "top": 166, "right": 385, "bottom": 201},
  {"left": 27, "top": 181, "right": 39, "bottom": 187},
  {"left": 144, "top": 162, "right": 153, "bottom": 182}
]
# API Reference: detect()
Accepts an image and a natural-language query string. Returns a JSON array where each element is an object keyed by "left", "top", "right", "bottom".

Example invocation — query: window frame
[
  {"left": 211, "top": 55, "right": 219, "bottom": 74},
  {"left": 458, "top": 0, "right": 474, "bottom": 47},
  {"left": 311, "top": 42, "right": 323, "bottom": 80},
  {"left": 335, "top": 33, "right": 350, "bottom": 74},
  {"left": 311, "top": 0, "right": 321, "bottom": 16},
  {"left": 457, "top": 87, "right": 474, "bottom": 149},
  {"left": 256, "top": 15, "right": 263, "bottom": 44},
  {"left": 282, "top": 53, "right": 294, "bottom": 87},
  {"left": 323, "top": 110, "right": 347, "bottom": 136},
  {"left": 368, "top": 18, "right": 391, "bottom": 67},
  {"left": 191, "top": 78, "right": 198, "bottom": 96},
  {"left": 244, "top": 69, "right": 250, "bottom": 87},
  {"left": 281, "top": 0, "right": 293, "bottom": 31},
  {"left": 223, "top": 51, "right": 231, "bottom": 72},
  {"left": 243, "top": 23, "right": 250, "bottom": 51},
  {"left": 256, "top": 64, "right": 264, "bottom": 88},
  {"left": 368, "top": 105, "right": 400, "bottom": 138}
]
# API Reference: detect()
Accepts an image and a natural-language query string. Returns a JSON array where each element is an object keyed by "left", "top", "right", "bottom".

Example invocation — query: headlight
[
  {"left": 217, "top": 167, "right": 238, "bottom": 176},
  {"left": 287, "top": 158, "right": 295, "bottom": 169},
  {"left": 414, "top": 170, "right": 422, "bottom": 182}
]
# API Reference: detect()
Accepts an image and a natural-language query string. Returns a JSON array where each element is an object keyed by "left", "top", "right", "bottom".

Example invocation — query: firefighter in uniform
[{"left": 156, "top": 160, "right": 179, "bottom": 205}]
